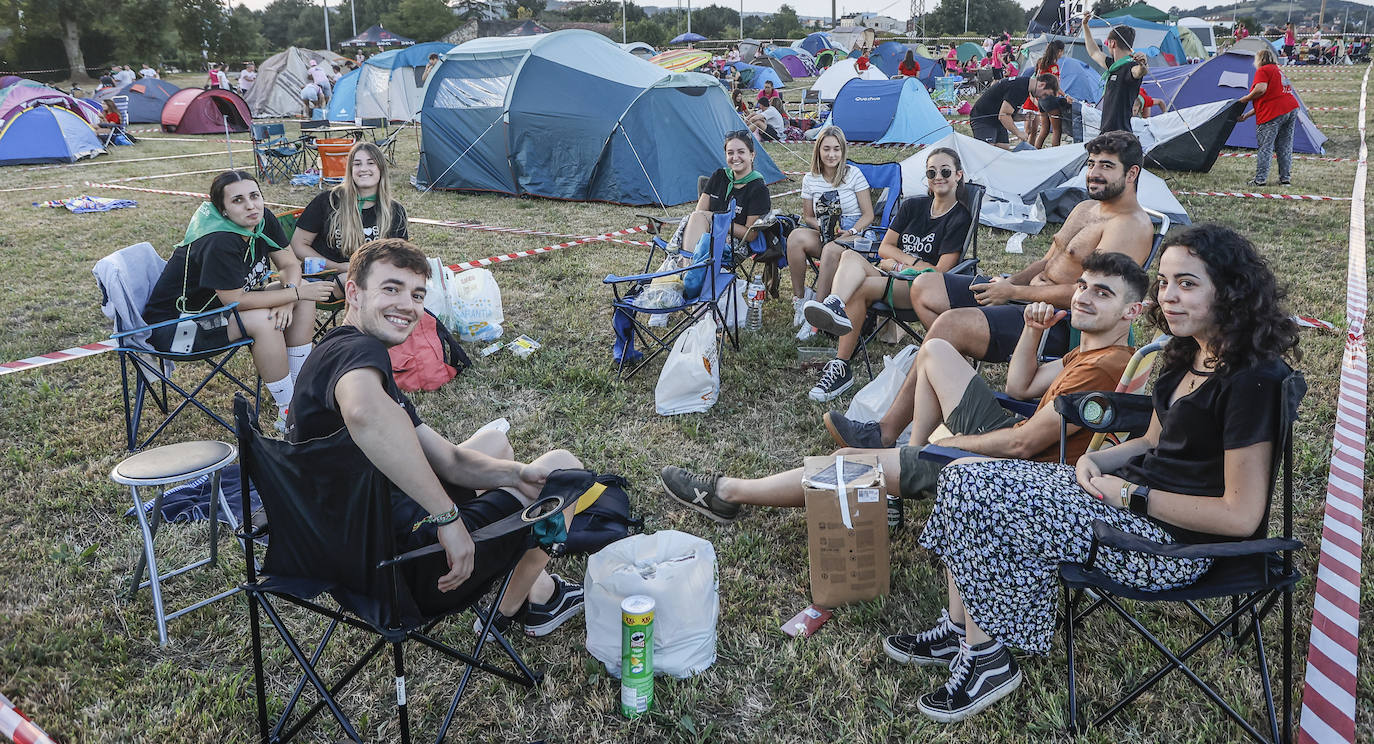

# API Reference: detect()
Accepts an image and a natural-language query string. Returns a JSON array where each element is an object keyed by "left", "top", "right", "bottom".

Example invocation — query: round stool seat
[{"left": 112, "top": 440, "right": 237, "bottom": 486}]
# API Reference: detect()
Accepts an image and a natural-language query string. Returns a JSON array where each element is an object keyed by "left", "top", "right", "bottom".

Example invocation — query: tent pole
[
  {"left": 223, "top": 116, "right": 233, "bottom": 169},
  {"left": 351, "top": 0, "right": 356, "bottom": 38},
  {"left": 739, "top": 0, "right": 743, "bottom": 40},
  {"left": 687, "top": 0, "right": 691, "bottom": 36},
  {"left": 622, "top": 0, "right": 627, "bottom": 42},
  {"left": 964, "top": 0, "right": 969, "bottom": 33},
  {"left": 323, "top": 0, "right": 331, "bottom": 51}
]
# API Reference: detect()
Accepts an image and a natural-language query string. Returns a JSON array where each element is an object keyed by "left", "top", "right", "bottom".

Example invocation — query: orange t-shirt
[{"left": 1015, "top": 344, "right": 1134, "bottom": 463}]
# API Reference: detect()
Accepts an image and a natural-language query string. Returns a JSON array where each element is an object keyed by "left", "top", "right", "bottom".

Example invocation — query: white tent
[
  {"left": 900, "top": 132, "right": 1188, "bottom": 233},
  {"left": 810, "top": 58, "right": 886, "bottom": 102},
  {"left": 243, "top": 47, "right": 346, "bottom": 118},
  {"left": 354, "top": 42, "right": 453, "bottom": 122}
]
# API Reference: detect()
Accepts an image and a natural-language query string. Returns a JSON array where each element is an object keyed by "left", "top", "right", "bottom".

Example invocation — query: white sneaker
[
  {"left": 273, "top": 406, "right": 289, "bottom": 434},
  {"left": 796, "top": 323, "right": 818, "bottom": 341},
  {"left": 791, "top": 288, "right": 815, "bottom": 327}
]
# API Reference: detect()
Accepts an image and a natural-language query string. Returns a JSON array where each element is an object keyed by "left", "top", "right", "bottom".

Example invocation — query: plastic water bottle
[{"left": 746, "top": 272, "right": 765, "bottom": 332}]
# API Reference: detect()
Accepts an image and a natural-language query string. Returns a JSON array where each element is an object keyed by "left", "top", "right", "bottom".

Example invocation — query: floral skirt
[{"left": 919, "top": 459, "right": 1211, "bottom": 655}]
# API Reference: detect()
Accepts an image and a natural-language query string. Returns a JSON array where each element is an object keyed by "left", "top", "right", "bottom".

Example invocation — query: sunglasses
[
  {"left": 725, "top": 129, "right": 752, "bottom": 141},
  {"left": 926, "top": 167, "right": 956, "bottom": 180}
]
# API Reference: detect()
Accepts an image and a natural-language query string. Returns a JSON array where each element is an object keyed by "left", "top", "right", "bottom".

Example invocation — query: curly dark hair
[{"left": 1147, "top": 224, "right": 1301, "bottom": 376}]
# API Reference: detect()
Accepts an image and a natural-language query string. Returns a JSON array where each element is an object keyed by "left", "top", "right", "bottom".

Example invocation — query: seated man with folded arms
[
  {"left": 659, "top": 251, "right": 1145, "bottom": 520},
  {"left": 906, "top": 130, "right": 1153, "bottom": 365},
  {"left": 287, "top": 238, "right": 585, "bottom": 636}
]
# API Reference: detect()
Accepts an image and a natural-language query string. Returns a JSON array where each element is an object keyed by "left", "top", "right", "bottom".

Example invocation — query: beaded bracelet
[{"left": 412, "top": 506, "right": 460, "bottom": 532}]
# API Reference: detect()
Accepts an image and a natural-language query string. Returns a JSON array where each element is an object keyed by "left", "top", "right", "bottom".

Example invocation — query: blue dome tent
[
  {"left": 830, "top": 78, "right": 952, "bottom": 145},
  {"left": 796, "top": 32, "right": 839, "bottom": 56},
  {"left": 728, "top": 61, "right": 783, "bottom": 90},
  {"left": 1018, "top": 56, "right": 1102, "bottom": 103},
  {"left": 352, "top": 41, "right": 453, "bottom": 121},
  {"left": 870, "top": 41, "right": 941, "bottom": 87},
  {"left": 97, "top": 78, "right": 181, "bottom": 123},
  {"left": 1087, "top": 16, "right": 1187, "bottom": 66},
  {"left": 0, "top": 105, "right": 104, "bottom": 166},
  {"left": 325, "top": 67, "right": 361, "bottom": 121},
  {"left": 418, "top": 30, "right": 783, "bottom": 206}
]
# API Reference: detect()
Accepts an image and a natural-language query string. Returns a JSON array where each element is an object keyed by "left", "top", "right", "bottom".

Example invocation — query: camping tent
[
  {"left": 0, "top": 82, "right": 98, "bottom": 124},
  {"left": 1018, "top": 55, "right": 1102, "bottom": 103},
  {"left": 324, "top": 67, "right": 361, "bottom": 121},
  {"left": 0, "top": 105, "right": 104, "bottom": 166},
  {"left": 1102, "top": 3, "right": 1169, "bottom": 22},
  {"left": 810, "top": 58, "right": 887, "bottom": 101},
  {"left": 1027, "top": 0, "right": 1071, "bottom": 35},
  {"left": 340, "top": 25, "right": 415, "bottom": 48},
  {"left": 161, "top": 88, "right": 252, "bottom": 133},
  {"left": 1177, "top": 26, "right": 1207, "bottom": 61},
  {"left": 1230, "top": 37, "right": 1272, "bottom": 55},
  {"left": 417, "top": 30, "right": 783, "bottom": 206},
  {"left": 620, "top": 42, "right": 656, "bottom": 59},
  {"left": 956, "top": 42, "right": 986, "bottom": 64},
  {"left": 1177, "top": 17, "right": 1217, "bottom": 56},
  {"left": 1075, "top": 99, "right": 1242, "bottom": 171},
  {"left": 1020, "top": 34, "right": 1105, "bottom": 72},
  {"left": 900, "top": 133, "right": 1189, "bottom": 233},
  {"left": 760, "top": 57, "right": 793, "bottom": 83},
  {"left": 830, "top": 78, "right": 951, "bottom": 145},
  {"left": 815, "top": 49, "right": 848, "bottom": 69},
  {"left": 1142, "top": 51, "right": 1326, "bottom": 153},
  {"left": 738, "top": 39, "right": 762, "bottom": 61},
  {"left": 1088, "top": 17, "right": 1187, "bottom": 66},
  {"left": 728, "top": 61, "right": 784, "bottom": 89},
  {"left": 795, "top": 32, "right": 839, "bottom": 56},
  {"left": 769, "top": 49, "right": 816, "bottom": 77},
  {"left": 97, "top": 78, "right": 181, "bottom": 123},
  {"left": 867, "top": 42, "right": 940, "bottom": 87},
  {"left": 648, "top": 49, "right": 712, "bottom": 72},
  {"left": 244, "top": 47, "right": 348, "bottom": 118},
  {"left": 353, "top": 41, "right": 453, "bottom": 122},
  {"left": 829, "top": 26, "right": 876, "bottom": 53}
]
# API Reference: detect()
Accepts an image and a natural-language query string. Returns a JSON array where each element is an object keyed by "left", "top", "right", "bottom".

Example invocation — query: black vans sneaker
[
  {"left": 917, "top": 638, "right": 1022, "bottom": 723},
  {"left": 472, "top": 602, "right": 526, "bottom": 636},
  {"left": 809, "top": 359, "right": 854, "bottom": 402},
  {"left": 522, "top": 575, "right": 584, "bottom": 637},
  {"left": 883, "top": 609, "right": 966, "bottom": 666},
  {"left": 660, "top": 466, "right": 740, "bottom": 523},
  {"left": 804, "top": 295, "right": 854, "bottom": 336}
]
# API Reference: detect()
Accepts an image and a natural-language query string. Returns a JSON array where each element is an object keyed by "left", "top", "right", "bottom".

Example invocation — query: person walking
[{"left": 1237, "top": 48, "right": 1299, "bottom": 187}]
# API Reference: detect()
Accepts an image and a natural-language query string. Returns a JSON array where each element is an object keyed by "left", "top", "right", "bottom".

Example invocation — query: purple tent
[
  {"left": 0, "top": 83, "right": 98, "bottom": 124},
  {"left": 1142, "top": 51, "right": 1326, "bottom": 154},
  {"left": 777, "top": 55, "right": 812, "bottom": 77}
]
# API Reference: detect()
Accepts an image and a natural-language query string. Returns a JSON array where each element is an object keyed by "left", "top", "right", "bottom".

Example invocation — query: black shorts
[
  {"left": 897, "top": 375, "right": 1025, "bottom": 498},
  {"left": 148, "top": 312, "right": 236, "bottom": 354},
  {"left": 941, "top": 273, "right": 1072, "bottom": 362},
  {"left": 969, "top": 115, "right": 1008, "bottom": 144}
]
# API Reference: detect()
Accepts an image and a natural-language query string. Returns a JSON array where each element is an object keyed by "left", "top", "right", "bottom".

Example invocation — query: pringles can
[{"left": 620, "top": 594, "right": 655, "bottom": 718}]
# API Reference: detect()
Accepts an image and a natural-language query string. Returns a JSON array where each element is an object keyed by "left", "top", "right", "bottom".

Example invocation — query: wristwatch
[{"left": 1129, "top": 484, "right": 1151, "bottom": 516}]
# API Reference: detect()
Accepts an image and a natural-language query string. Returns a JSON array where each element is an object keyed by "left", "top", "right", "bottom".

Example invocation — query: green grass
[{"left": 1, "top": 68, "right": 1371, "bottom": 743}]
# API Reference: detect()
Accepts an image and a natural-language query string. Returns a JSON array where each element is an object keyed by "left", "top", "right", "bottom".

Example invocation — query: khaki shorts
[{"left": 897, "top": 375, "right": 1024, "bottom": 498}]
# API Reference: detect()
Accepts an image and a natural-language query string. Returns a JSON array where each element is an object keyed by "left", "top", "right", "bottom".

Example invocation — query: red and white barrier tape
[
  {"left": 445, "top": 224, "right": 651, "bottom": 271},
  {"left": 0, "top": 341, "right": 118, "bottom": 377},
  {"left": 1310, "top": 106, "right": 1354, "bottom": 111},
  {"left": 1294, "top": 315, "right": 1338, "bottom": 330},
  {"left": 1217, "top": 152, "right": 1359, "bottom": 163},
  {"left": 0, "top": 693, "right": 57, "bottom": 744},
  {"left": 1296, "top": 88, "right": 1359, "bottom": 93},
  {"left": 1296, "top": 62, "right": 1367, "bottom": 744},
  {"left": 19, "top": 149, "right": 250, "bottom": 172},
  {"left": 1172, "top": 190, "right": 1351, "bottom": 200}
]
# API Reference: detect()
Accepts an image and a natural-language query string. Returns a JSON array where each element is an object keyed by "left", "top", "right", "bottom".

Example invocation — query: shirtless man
[{"left": 906, "top": 130, "right": 1152, "bottom": 364}]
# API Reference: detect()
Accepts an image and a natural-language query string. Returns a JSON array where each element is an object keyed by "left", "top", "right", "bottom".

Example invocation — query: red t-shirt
[
  {"left": 855, "top": 55, "right": 870, "bottom": 71},
  {"left": 898, "top": 60, "right": 920, "bottom": 76},
  {"left": 104, "top": 111, "right": 121, "bottom": 124},
  {"left": 1252, "top": 63, "right": 1298, "bottom": 124}
]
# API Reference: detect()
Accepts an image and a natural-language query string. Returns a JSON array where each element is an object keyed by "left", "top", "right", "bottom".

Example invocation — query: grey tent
[{"left": 244, "top": 47, "right": 348, "bottom": 118}]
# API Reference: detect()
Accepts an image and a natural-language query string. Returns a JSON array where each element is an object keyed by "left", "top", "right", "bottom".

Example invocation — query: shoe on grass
[
  {"left": 796, "top": 323, "right": 819, "bottom": 341},
  {"left": 917, "top": 638, "right": 1022, "bottom": 723},
  {"left": 660, "top": 466, "right": 740, "bottom": 523},
  {"left": 791, "top": 288, "right": 815, "bottom": 327},
  {"left": 804, "top": 295, "right": 853, "bottom": 336},
  {"left": 883, "top": 609, "right": 966, "bottom": 666},
  {"left": 809, "top": 359, "right": 854, "bottom": 402},
  {"left": 823, "top": 411, "right": 885, "bottom": 449},
  {"left": 1245, "top": 178, "right": 1268, "bottom": 187},
  {"left": 522, "top": 575, "right": 584, "bottom": 636}
]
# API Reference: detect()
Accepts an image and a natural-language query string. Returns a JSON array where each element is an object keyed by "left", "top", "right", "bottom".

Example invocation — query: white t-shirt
[
  {"left": 801, "top": 166, "right": 871, "bottom": 218},
  {"left": 139, "top": 66, "right": 158, "bottom": 79},
  {"left": 238, "top": 69, "right": 257, "bottom": 90},
  {"left": 114, "top": 69, "right": 136, "bottom": 86},
  {"left": 761, "top": 105, "right": 784, "bottom": 132}
]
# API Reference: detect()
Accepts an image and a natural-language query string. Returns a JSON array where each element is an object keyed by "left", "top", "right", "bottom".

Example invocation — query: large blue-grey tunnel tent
[{"left": 418, "top": 30, "right": 783, "bottom": 206}]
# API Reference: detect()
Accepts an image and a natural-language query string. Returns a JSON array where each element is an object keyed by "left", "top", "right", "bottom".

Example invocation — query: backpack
[
  {"left": 388, "top": 309, "right": 471, "bottom": 392},
  {"left": 559, "top": 474, "right": 644, "bottom": 556}
]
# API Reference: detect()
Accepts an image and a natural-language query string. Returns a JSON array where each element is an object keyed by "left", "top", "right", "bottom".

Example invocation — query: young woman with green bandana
[
  {"left": 143, "top": 171, "right": 334, "bottom": 428},
  {"left": 291, "top": 141, "right": 408, "bottom": 274},
  {"left": 676, "top": 130, "right": 772, "bottom": 276}
]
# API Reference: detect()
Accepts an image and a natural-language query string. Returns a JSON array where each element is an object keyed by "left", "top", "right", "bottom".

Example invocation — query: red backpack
[{"left": 388, "top": 310, "right": 471, "bottom": 392}]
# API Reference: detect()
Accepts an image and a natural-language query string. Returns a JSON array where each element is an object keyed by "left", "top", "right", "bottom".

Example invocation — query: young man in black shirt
[
  {"left": 287, "top": 238, "right": 586, "bottom": 636},
  {"left": 1084, "top": 14, "right": 1148, "bottom": 134},
  {"left": 969, "top": 74, "right": 1060, "bottom": 148}
]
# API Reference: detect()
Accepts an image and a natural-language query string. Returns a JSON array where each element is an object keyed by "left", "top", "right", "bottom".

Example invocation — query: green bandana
[
  {"left": 1101, "top": 54, "right": 1135, "bottom": 82},
  {"left": 723, "top": 168, "right": 763, "bottom": 201},
  {"left": 357, "top": 194, "right": 378, "bottom": 210},
  {"left": 175, "top": 201, "right": 282, "bottom": 313}
]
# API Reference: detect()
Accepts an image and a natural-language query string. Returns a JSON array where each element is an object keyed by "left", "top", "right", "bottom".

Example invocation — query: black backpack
[{"left": 559, "top": 474, "right": 643, "bottom": 556}]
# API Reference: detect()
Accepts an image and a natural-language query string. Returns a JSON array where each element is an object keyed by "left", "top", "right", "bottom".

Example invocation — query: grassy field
[{"left": 0, "top": 67, "right": 1370, "bottom": 743}]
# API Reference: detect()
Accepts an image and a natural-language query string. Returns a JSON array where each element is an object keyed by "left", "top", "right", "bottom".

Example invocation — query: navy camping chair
[
  {"left": 232, "top": 395, "right": 566, "bottom": 744},
  {"left": 853, "top": 182, "right": 986, "bottom": 377},
  {"left": 605, "top": 207, "right": 740, "bottom": 379},
  {"left": 94, "top": 242, "right": 261, "bottom": 451},
  {"left": 252, "top": 123, "right": 306, "bottom": 185},
  {"left": 1057, "top": 372, "right": 1306, "bottom": 744}
]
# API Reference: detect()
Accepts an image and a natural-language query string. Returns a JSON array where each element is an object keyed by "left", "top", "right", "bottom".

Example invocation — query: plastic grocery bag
[
  {"left": 584, "top": 530, "right": 718, "bottom": 679},
  {"left": 715, "top": 279, "right": 747, "bottom": 330},
  {"left": 449, "top": 267, "right": 504, "bottom": 342},
  {"left": 654, "top": 315, "right": 719, "bottom": 416},
  {"left": 424, "top": 258, "right": 460, "bottom": 330},
  {"left": 845, "top": 344, "right": 919, "bottom": 423}
]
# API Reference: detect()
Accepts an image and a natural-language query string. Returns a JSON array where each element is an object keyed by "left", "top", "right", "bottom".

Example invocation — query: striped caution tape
[
  {"left": 18, "top": 149, "right": 251, "bottom": 173},
  {"left": 1310, "top": 106, "right": 1354, "bottom": 111},
  {"left": 444, "top": 224, "right": 652, "bottom": 271},
  {"left": 0, "top": 340, "right": 117, "bottom": 377},
  {"left": 1172, "top": 190, "right": 1351, "bottom": 200},
  {"left": 0, "top": 693, "right": 58, "bottom": 744},
  {"left": 1217, "top": 152, "right": 1359, "bottom": 163},
  {"left": 1293, "top": 315, "right": 1338, "bottom": 330},
  {"left": 1296, "top": 62, "right": 1368, "bottom": 744},
  {"left": 1295, "top": 88, "right": 1359, "bottom": 93}
]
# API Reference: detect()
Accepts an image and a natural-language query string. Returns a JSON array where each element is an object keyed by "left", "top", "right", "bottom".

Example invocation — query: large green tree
[
  {"left": 116, "top": 0, "right": 175, "bottom": 64},
  {"left": 381, "top": 0, "right": 456, "bottom": 41},
  {"left": 503, "top": 0, "right": 546, "bottom": 20},
  {"left": 15, "top": 0, "right": 103, "bottom": 80},
  {"left": 754, "top": 4, "right": 804, "bottom": 39},
  {"left": 922, "top": 0, "right": 1027, "bottom": 36},
  {"left": 259, "top": 0, "right": 314, "bottom": 49}
]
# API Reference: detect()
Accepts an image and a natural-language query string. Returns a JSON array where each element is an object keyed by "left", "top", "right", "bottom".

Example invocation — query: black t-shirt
[
  {"left": 971, "top": 77, "right": 1031, "bottom": 119},
  {"left": 702, "top": 168, "right": 771, "bottom": 227},
  {"left": 295, "top": 191, "right": 409, "bottom": 264},
  {"left": 887, "top": 196, "right": 972, "bottom": 265},
  {"left": 143, "top": 212, "right": 288, "bottom": 325},
  {"left": 1099, "top": 58, "right": 1142, "bottom": 133},
  {"left": 286, "top": 325, "right": 422, "bottom": 443},
  {"left": 1114, "top": 358, "right": 1292, "bottom": 544}
]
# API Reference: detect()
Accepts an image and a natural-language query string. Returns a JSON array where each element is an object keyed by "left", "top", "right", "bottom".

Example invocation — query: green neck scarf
[
  {"left": 1101, "top": 54, "right": 1135, "bottom": 82},
  {"left": 175, "top": 202, "right": 282, "bottom": 313},
  {"left": 357, "top": 194, "right": 378, "bottom": 210},
  {"left": 724, "top": 168, "right": 762, "bottom": 201}
]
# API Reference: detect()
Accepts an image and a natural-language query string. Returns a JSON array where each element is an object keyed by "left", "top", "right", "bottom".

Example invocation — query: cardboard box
[{"left": 803, "top": 455, "right": 890, "bottom": 608}]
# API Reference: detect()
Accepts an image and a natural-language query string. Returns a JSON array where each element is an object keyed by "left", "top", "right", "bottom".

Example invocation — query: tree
[
  {"left": 382, "top": 0, "right": 456, "bottom": 41},
  {"left": 566, "top": 0, "right": 643, "bottom": 23},
  {"left": 689, "top": 4, "right": 739, "bottom": 39},
  {"left": 15, "top": 0, "right": 102, "bottom": 80},
  {"left": 1090, "top": 0, "right": 1131, "bottom": 17},
  {"left": 923, "top": 0, "right": 1026, "bottom": 36},
  {"left": 625, "top": 18, "right": 666, "bottom": 47},
  {"left": 755, "top": 4, "right": 804, "bottom": 39},
  {"left": 259, "top": 0, "right": 314, "bottom": 49},
  {"left": 503, "top": 0, "right": 546, "bottom": 19},
  {"left": 451, "top": 0, "right": 493, "bottom": 23},
  {"left": 174, "top": 0, "right": 228, "bottom": 59}
]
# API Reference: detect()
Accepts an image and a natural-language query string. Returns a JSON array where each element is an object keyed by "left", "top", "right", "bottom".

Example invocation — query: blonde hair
[
  {"left": 331, "top": 141, "right": 396, "bottom": 259},
  {"left": 1254, "top": 48, "right": 1277, "bottom": 67},
  {"left": 809, "top": 125, "right": 851, "bottom": 187}
]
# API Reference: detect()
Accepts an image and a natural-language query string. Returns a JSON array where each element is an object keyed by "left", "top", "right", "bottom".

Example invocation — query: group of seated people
[{"left": 660, "top": 125, "right": 1301, "bottom": 721}]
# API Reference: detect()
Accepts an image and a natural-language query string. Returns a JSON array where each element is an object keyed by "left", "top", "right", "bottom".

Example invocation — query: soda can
[
  {"left": 620, "top": 594, "right": 655, "bottom": 718},
  {"left": 303, "top": 256, "right": 326, "bottom": 280},
  {"left": 887, "top": 493, "right": 904, "bottom": 531}
]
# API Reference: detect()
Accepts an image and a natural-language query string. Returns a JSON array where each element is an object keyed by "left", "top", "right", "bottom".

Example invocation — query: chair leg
[
  {"left": 393, "top": 642, "right": 412, "bottom": 744},
  {"left": 247, "top": 590, "right": 271, "bottom": 744},
  {"left": 1282, "top": 589, "right": 1294, "bottom": 744},
  {"left": 1251, "top": 606, "right": 1281, "bottom": 744},
  {"left": 256, "top": 594, "right": 363, "bottom": 742},
  {"left": 129, "top": 484, "right": 170, "bottom": 646},
  {"left": 1063, "top": 582, "right": 1081, "bottom": 735}
]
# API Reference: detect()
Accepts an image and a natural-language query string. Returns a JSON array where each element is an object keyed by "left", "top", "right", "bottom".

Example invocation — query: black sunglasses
[
  {"left": 725, "top": 129, "right": 752, "bottom": 141},
  {"left": 926, "top": 166, "right": 956, "bottom": 179}
]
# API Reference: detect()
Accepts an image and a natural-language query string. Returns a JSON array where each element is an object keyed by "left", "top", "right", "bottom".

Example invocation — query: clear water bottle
[{"left": 746, "top": 272, "right": 765, "bottom": 332}]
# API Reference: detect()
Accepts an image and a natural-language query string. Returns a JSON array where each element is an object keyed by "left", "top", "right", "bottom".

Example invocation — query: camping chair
[
  {"left": 315, "top": 138, "right": 353, "bottom": 189},
  {"left": 853, "top": 182, "right": 986, "bottom": 377},
  {"left": 94, "top": 242, "right": 261, "bottom": 451},
  {"left": 101, "top": 95, "right": 135, "bottom": 147},
  {"left": 252, "top": 123, "right": 307, "bottom": 185},
  {"left": 800, "top": 159, "right": 907, "bottom": 292},
  {"left": 1057, "top": 371, "right": 1307, "bottom": 744},
  {"left": 605, "top": 207, "right": 740, "bottom": 379},
  {"left": 797, "top": 89, "right": 821, "bottom": 118},
  {"left": 362, "top": 117, "right": 400, "bottom": 165},
  {"left": 232, "top": 395, "right": 565, "bottom": 744}
]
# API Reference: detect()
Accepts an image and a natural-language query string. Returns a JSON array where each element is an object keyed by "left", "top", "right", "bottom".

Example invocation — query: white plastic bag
[
  {"left": 584, "top": 531, "right": 718, "bottom": 679},
  {"left": 449, "top": 267, "right": 504, "bottom": 342},
  {"left": 424, "top": 258, "right": 459, "bottom": 330},
  {"left": 654, "top": 315, "right": 719, "bottom": 415},
  {"left": 845, "top": 344, "right": 919, "bottom": 423},
  {"left": 715, "top": 279, "right": 747, "bottom": 330}
]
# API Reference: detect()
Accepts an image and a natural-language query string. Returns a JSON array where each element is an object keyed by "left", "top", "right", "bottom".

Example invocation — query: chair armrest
[
  {"left": 604, "top": 261, "right": 707, "bottom": 284},
  {"left": 1087, "top": 520, "right": 1302, "bottom": 563},
  {"left": 917, "top": 443, "right": 981, "bottom": 466},
  {"left": 112, "top": 302, "right": 241, "bottom": 339},
  {"left": 1053, "top": 391, "right": 1154, "bottom": 434},
  {"left": 948, "top": 258, "right": 980, "bottom": 275},
  {"left": 993, "top": 392, "right": 1039, "bottom": 418}
]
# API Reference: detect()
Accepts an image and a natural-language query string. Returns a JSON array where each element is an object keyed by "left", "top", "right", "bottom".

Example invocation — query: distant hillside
[{"left": 1177, "top": 0, "right": 1373, "bottom": 32}]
